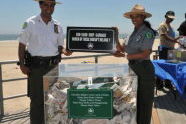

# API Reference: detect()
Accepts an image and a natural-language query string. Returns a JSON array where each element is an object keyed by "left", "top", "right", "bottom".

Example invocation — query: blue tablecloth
[{"left": 152, "top": 60, "right": 186, "bottom": 98}]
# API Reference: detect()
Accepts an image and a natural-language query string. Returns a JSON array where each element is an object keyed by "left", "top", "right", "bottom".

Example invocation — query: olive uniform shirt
[{"left": 159, "top": 22, "right": 175, "bottom": 49}]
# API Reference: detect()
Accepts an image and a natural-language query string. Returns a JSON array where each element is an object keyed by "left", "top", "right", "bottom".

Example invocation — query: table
[{"left": 152, "top": 60, "right": 186, "bottom": 98}]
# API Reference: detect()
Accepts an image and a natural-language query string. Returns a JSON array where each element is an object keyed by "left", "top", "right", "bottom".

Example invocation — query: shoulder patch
[
  {"left": 22, "top": 22, "right": 28, "bottom": 29},
  {"left": 54, "top": 24, "right": 59, "bottom": 34},
  {"left": 145, "top": 32, "right": 153, "bottom": 39}
]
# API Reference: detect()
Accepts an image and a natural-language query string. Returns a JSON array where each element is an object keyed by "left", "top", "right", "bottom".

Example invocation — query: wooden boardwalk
[
  {"left": 1, "top": 89, "right": 186, "bottom": 124},
  {"left": 153, "top": 89, "right": 186, "bottom": 124},
  {"left": 0, "top": 109, "right": 30, "bottom": 124}
]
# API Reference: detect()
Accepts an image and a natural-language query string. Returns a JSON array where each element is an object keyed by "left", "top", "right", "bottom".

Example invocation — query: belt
[
  {"left": 31, "top": 55, "right": 61, "bottom": 67},
  {"left": 129, "top": 60, "right": 150, "bottom": 65},
  {"left": 32, "top": 55, "right": 58, "bottom": 60}
]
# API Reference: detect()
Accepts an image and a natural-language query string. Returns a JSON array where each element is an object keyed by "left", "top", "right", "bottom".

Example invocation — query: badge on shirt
[
  {"left": 22, "top": 22, "right": 28, "bottom": 29},
  {"left": 145, "top": 32, "right": 153, "bottom": 39},
  {"left": 136, "top": 35, "right": 142, "bottom": 41},
  {"left": 54, "top": 24, "right": 59, "bottom": 34}
]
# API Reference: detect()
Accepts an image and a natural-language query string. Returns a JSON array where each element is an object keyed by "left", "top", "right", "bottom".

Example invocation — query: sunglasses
[{"left": 42, "top": 2, "right": 56, "bottom": 8}]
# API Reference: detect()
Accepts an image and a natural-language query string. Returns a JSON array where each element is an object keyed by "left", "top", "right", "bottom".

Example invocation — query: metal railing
[
  {"left": 0, "top": 50, "right": 158, "bottom": 120},
  {"left": 0, "top": 53, "right": 111, "bottom": 119}
]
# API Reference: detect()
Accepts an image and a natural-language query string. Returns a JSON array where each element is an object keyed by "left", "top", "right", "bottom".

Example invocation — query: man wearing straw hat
[
  {"left": 18, "top": 0, "right": 71, "bottom": 123},
  {"left": 114, "top": 4, "right": 156, "bottom": 124}
]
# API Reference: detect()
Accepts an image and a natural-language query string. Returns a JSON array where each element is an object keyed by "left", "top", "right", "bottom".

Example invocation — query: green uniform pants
[
  {"left": 28, "top": 65, "right": 56, "bottom": 124},
  {"left": 129, "top": 60, "right": 155, "bottom": 124}
]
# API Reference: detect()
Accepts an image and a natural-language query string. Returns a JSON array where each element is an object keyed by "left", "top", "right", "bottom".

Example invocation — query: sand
[
  {"left": 0, "top": 39, "right": 160, "bottom": 115},
  {"left": 0, "top": 39, "right": 160, "bottom": 61}
]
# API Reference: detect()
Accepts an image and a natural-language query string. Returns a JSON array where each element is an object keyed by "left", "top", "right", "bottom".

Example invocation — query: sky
[{"left": 0, "top": 0, "right": 186, "bottom": 34}]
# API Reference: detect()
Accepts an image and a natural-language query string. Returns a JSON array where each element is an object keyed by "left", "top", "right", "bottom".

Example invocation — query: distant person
[
  {"left": 114, "top": 4, "right": 156, "bottom": 124},
  {"left": 177, "top": 13, "right": 186, "bottom": 36},
  {"left": 177, "top": 13, "right": 186, "bottom": 49},
  {"left": 157, "top": 11, "right": 183, "bottom": 90},
  {"left": 158, "top": 11, "right": 182, "bottom": 59},
  {"left": 18, "top": 0, "right": 72, "bottom": 123}
]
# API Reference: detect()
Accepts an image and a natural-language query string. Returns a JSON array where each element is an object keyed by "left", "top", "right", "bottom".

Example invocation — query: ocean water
[
  {"left": 0, "top": 34, "right": 18, "bottom": 41},
  {"left": 0, "top": 34, "right": 128, "bottom": 42}
]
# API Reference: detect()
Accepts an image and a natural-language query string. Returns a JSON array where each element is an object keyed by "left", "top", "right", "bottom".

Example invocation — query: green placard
[
  {"left": 176, "top": 51, "right": 181, "bottom": 58},
  {"left": 67, "top": 89, "right": 113, "bottom": 119}
]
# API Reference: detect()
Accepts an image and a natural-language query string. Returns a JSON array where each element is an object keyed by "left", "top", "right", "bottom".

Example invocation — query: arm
[
  {"left": 18, "top": 43, "right": 30, "bottom": 75},
  {"left": 159, "top": 24, "right": 182, "bottom": 44},
  {"left": 113, "top": 27, "right": 125, "bottom": 57},
  {"left": 58, "top": 46, "right": 72, "bottom": 56},
  {"left": 113, "top": 42, "right": 125, "bottom": 57},
  {"left": 162, "top": 34, "right": 182, "bottom": 44},
  {"left": 18, "top": 43, "right": 26, "bottom": 65},
  {"left": 57, "top": 25, "right": 72, "bottom": 56},
  {"left": 116, "top": 41, "right": 125, "bottom": 52}
]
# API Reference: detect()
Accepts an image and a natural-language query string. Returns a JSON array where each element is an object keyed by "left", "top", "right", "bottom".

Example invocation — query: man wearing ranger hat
[{"left": 18, "top": 0, "right": 72, "bottom": 123}]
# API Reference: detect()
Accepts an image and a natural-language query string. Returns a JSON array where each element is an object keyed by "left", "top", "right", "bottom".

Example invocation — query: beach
[
  {"left": 0, "top": 39, "right": 160, "bottom": 115},
  {"left": 0, "top": 39, "right": 160, "bottom": 61}
]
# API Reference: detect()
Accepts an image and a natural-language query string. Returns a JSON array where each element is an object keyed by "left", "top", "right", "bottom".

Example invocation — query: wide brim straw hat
[
  {"left": 34, "top": 0, "right": 62, "bottom": 4},
  {"left": 123, "top": 4, "right": 152, "bottom": 19}
]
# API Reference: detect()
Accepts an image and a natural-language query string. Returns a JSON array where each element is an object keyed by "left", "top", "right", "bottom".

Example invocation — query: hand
[
  {"left": 62, "top": 49, "right": 72, "bottom": 56},
  {"left": 20, "top": 65, "right": 30, "bottom": 75},
  {"left": 112, "top": 27, "right": 119, "bottom": 32},
  {"left": 113, "top": 51, "right": 125, "bottom": 57},
  {"left": 116, "top": 44, "right": 124, "bottom": 52},
  {"left": 176, "top": 36, "right": 184, "bottom": 41},
  {"left": 179, "top": 43, "right": 186, "bottom": 48},
  {"left": 177, "top": 42, "right": 182, "bottom": 46},
  {"left": 178, "top": 36, "right": 184, "bottom": 39},
  {"left": 127, "top": 54, "right": 130, "bottom": 59}
]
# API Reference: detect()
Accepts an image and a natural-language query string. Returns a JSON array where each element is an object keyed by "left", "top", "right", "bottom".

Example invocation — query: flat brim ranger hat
[{"left": 34, "top": 0, "right": 62, "bottom": 4}]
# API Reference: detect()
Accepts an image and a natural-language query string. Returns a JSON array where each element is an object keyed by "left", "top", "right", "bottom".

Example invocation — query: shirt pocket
[
  {"left": 51, "top": 31, "right": 58, "bottom": 40},
  {"left": 47, "top": 30, "right": 58, "bottom": 46},
  {"left": 130, "top": 35, "right": 143, "bottom": 49},
  {"left": 30, "top": 29, "right": 45, "bottom": 48}
]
